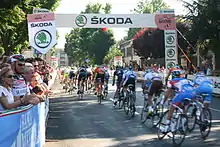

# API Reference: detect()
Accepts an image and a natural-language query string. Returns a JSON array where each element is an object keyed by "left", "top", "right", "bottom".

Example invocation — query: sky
[{"left": 55, "top": 0, "right": 187, "bottom": 48}]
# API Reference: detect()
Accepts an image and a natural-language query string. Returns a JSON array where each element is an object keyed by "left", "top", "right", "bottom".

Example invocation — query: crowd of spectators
[{"left": 0, "top": 54, "right": 53, "bottom": 112}]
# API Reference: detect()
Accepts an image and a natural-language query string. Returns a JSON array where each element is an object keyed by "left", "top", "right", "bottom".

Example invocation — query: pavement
[{"left": 46, "top": 77, "right": 220, "bottom": 147}]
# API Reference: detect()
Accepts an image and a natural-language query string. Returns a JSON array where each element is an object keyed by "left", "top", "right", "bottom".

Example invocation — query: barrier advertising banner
[
  {"left": 0, "top": 101, "right": 48, "bottom": 147},
  {"left": 27, "top": 13, "right": 57, "bottom": 54}
]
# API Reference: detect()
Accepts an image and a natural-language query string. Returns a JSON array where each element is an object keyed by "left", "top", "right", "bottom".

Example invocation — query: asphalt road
[{"left": 46, "top": 79, "right": 220, "bottom": 147}]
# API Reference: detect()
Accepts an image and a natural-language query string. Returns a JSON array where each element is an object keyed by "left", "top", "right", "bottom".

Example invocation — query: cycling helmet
[
  {"left": 173, "top": 64, "right": 180, "bottom": 69},
  {"left": 145, "top": 68, "right": 151, "bottom": 73},
  {"left": 172, "top": 70, "right": 181, "bottom": 77},
  {"left": 128, "top": 65, "right": 133, "bottom": 70},
  {"left": 10, "top": 54, "right": 25, "bottom": 63}
]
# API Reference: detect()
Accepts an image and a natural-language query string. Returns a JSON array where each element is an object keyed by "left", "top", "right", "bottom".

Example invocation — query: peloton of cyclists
[{"left": 161, "top": 67, "right": 214, "bottom": 133}]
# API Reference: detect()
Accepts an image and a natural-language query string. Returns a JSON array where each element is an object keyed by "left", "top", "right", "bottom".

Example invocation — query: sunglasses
[
  {"left": 33, "top": 65, "right": 39, "bottom": 67},
  {"left": 18, "top": 63, "right": 25, "bottom": 66},
  {"left": 7, "top": 74, "right": 14, "bottom": 78}
]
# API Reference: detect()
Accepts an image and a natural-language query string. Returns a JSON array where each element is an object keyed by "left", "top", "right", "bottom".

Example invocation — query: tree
[
  {"left": 0, "top": 0, "right": 60, "bottom": 55},
  {"left": 126, "top": 0, "right": 169, "bottom": 40},
  {"left": 132, "top": 21, "right": 192, "bottom": 59},
  {"left": 103, "top": 45, "right": 123, "bottom": 65},
  {"left": 183, "top": 0, "right": 220, "bottom": 69},
  {"left": 64, "top": 3, "right": 115, "bottom": 65}
]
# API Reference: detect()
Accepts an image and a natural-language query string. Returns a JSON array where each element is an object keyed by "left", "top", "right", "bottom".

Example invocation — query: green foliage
[
  {"left": 183, "top": 0, "right": 220, "bottom": 55},
  {"left": 127, "top": 0, "right": 169, "bottom": 40},
  {"left": 103, "top": 45, "right": 123, "bottom": 65},
  {"left": 64, "top": 3, "right": 115, "bottom": 65},
  {"left": 0, "top": 0, "right": 61, "bottom": 55}
]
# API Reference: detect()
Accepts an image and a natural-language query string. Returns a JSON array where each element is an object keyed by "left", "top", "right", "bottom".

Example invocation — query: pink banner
[
  {"left": 27, "top": 13, "right": 55, "bottom": 22},
  {"left": 155, "top": 14, "right": 176, "bottom": 30}
]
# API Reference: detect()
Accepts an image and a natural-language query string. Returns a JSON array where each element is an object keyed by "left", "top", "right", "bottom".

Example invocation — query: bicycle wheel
[
  {"left": 123, "top": 96, "right": 129, "bottom": 115},
  {"left": 157, "top": 110, "right": 169, "bottom": 140},
  {"left": 140, "top": 101, "right": 148, "bottom": 124},
  {"left": 186, "top": 104, "right": 197, "bottom": 132},
  {"left": 152, "top": 102, "right": 164, "bottom": 127},
  {"left": 128, "top": 94, "right": 135, "bottom": 118},
  {"left": 172, "top": 114, "right": 188, "bottom": 147},
  {"left": 98, "top": 94, "right": 102, "bottom": 104},
  {"left": 199, "top": 108, "right": 212, "bottom": 140}
]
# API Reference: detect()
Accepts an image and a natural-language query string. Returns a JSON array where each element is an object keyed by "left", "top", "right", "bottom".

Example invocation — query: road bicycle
[
  {"left": 186, "top": 94, "right": 212, "bottom": 140},
  {"left": 123, "top": 84, "right": 136, "bottom": 118},
  {"left": 157, "top": 102, "right": 188, "bottom": 146}
]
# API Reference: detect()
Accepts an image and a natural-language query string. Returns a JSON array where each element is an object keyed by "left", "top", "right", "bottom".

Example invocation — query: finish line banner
[
  {"left": 0, "top": 101, "right": 48, "bottom": 147},
  {"left": 55, "top": 13, "right": 176, "bottom": 29}
]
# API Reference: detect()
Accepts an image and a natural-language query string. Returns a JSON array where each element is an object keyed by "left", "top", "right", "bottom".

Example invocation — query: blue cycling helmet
[{"left": 128, "top": 66, "right": 133, "bottom": 70}]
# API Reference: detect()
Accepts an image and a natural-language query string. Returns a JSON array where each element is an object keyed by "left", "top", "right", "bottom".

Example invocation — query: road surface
[{"left": 46, "top": 79, "right": 220, "bottom": 147}]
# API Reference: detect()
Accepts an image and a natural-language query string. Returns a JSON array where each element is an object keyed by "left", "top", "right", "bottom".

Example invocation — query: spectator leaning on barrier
[
  {"left": 10, "top": 54, "right": 40, "bottom": 104},
  {"left": 23, "top": 63, "right": 46, "bottom": 101},
  {"left": 0, "top": 63, "right": 38, "bottom": 111}
]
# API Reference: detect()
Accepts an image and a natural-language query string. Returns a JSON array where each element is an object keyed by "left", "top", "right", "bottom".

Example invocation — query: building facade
[{"left": 120, "top": 40, "right": 142, "bottom": 67}]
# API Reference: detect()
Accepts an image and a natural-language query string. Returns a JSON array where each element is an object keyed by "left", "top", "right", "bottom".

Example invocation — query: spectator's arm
[{"left": 0, "top": 95, "right": 24, "bottom": 109}]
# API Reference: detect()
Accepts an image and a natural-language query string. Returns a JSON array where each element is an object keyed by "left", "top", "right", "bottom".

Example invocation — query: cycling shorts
[
  {"left": 172, "top": 92, "right": 195, "bottom": 106},
  {"left": 78, "top": 72, "right": 87, "bottom": 81},
  {"left": 148, "top": 80, "right": 163, "bottom": 96}
]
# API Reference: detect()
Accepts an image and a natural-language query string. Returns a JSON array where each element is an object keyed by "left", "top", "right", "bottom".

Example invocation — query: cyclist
[
  {"left": 161, "top": 77, "right": 195, "bottom": 133},
  {"left": 68, "top": 68, "right": 76, "bottom": 91},
  {"left": 77, "top": 66, "right": 87, "bottom": 94},
  {"left": 120, "top": 66, "right": 137, "bottom": 101},
  {"left": 165, "top": 64, "right": 182, "bottom": 85},
  {"left": 162, "top": 65, "right": 182, "bottom": 104},
  {"left": 112, "top": 66, "right": 124, "bottom": 105},
  {"left": 86, "top": 66, "right": 93, "bottom": 89},
  {"left": 143, "top": 68, "right": 163, "bottom": 115},
  {"left": 193, "top": 70, "right": 214, "bottom": 109},
  {"left": 94, "top": 65, "right": 106, "bottom": 96}
]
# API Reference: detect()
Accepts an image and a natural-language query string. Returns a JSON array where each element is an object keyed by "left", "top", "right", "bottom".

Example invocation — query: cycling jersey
[
  {"left": 168, "top": 78, "right": 193, "bottom": 92},
  {"left": 104, "top": 69, "right": 110, "bottom": 80},
  {"left": 69, "top": 70, "right": 75, "bottom": 79},
  {"left": 114, "top": 69, "right": 123, "bottom": 82},
  {"left": 12, "top": 74, "right": 30, "bottom": 97},
  {"left": 78, "top": 67, "right": 87, "bottom": 81},
  {"left": 95, "top": 67, "right": 105, "bottom": 75},
  {"left": 193, "top": 74, "right": 213, "bottom": 86},
  {"left": 193, "top": 75, "right": 214, "bottom": 103},
  {"left": 122, "top": 70, "right": 136, "bottom": 89},
  {"left": 123, "top": 70, "right": 137, "bottom": 81},
  {"left": 95, "top": 67, "right": 105, "bottom": 83}
]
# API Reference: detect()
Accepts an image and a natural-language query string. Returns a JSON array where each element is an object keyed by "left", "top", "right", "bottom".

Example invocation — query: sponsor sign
[
  {"left": 55, "top": 13, "right": 175, "bottom": 29},
  {"left": 27, "top": 13, "right": 57, "bottom": 54},
  {"left": 164, "top": 30, "right": 178, "bottom": 69},
  {"left": 114, "top": 56, "right": 123, "bottom": 66},
  {"left": 159, "top": 9, "right": 177, "bottom": 70},
  {"left": 33, "top": 8, "right": 50, "bottom": 14}
]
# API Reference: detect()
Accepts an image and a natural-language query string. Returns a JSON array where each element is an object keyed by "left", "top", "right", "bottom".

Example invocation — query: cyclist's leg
[{"left": 97, "top": 79, "right": 102, "bottom": 95}]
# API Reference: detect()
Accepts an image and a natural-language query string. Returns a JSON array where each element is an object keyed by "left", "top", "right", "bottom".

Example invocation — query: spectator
[
  {"left": 10, "top": 54, "right": 40, "bottom": 103},
  {"left": 0, "top": 55, "right": 10, "bottom": 64},
  {"left": 0, "top": 63, "right": 38, "bottom": 111},
  {"left": 23, "top": 63, "right": 45, "bottom": 101}
]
